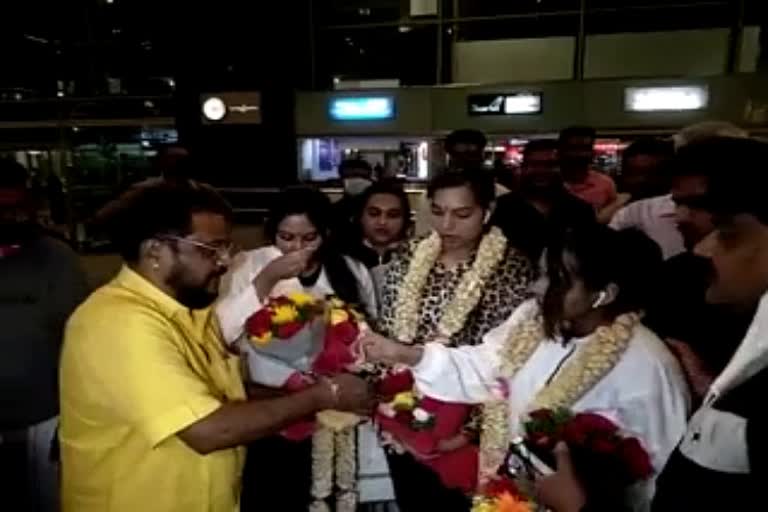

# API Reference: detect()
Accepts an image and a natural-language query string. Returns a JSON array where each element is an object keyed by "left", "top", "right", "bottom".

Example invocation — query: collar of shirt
[
  {"left": 114, "top": 265, "right": 189, "bottom": 318},
  {"left": 709, "top": 290, "right": 768, "bottom": 402}
]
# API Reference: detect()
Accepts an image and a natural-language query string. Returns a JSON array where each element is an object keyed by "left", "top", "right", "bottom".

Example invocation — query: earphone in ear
[
  {"left": 483, "top": 211, "right": 491, "bottom": 224},
  {"left": 592, "top": 291, "right": 608, "bottom": 309}
]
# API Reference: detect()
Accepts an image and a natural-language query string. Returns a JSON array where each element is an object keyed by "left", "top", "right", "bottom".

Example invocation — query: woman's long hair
[
  {"left": 265, "top": 186, "right": 362, "bottom": 306},
  {"left": 543, "top": 225, "right": 662, "bottom": 338}
]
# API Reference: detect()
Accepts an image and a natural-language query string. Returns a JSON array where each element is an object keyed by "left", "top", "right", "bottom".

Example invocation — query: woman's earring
[{"left": 592, "top": 291, "right": 607, "bottom": 309}]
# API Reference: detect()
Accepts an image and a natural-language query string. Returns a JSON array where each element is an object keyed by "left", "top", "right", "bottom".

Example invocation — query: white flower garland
[
  {"left": 310, "top": 411, "right": 361, "bottom": 512},
  {"left": 478, "top": 307, "right": 640, "bottom": 484},
  {"left": 392, "top": 227, "right": 508, "bottom": 343}
]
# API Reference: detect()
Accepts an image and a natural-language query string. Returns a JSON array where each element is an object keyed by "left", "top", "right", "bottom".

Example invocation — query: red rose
[
  {"left": 376, "top": 371, "right": 415, "bottom": 397},
  {"left": 563, "top": 413, "right": 619, "bottom": 446},
  {"left": 529, "top": 432, "right": 553, "bottom": 450},
  {"left": 313, "top": 334, "right": 356, "bottom": 376},
  {"left": 276, "top": 320, "right": 304, "bottom": 339},
  {"left": 483, "top": 476, "right": 520, "bottom": 498},
  {"left": 618, "top": 437, "right": 654, "bottom": 480},
  {"left": 589, "top": 434, "right": 621, "bottom": 456},
  {"left": 271, "top": 296, "right": 292, "bottom": 306},
  {"left": 245, "top": 308, "right": 273, "bottom": 336},
  {"left": 394, "top": 410, "right": 413, "bottom": 424},
  {"left": 328, "top": 321, "right": 359, "bottom": 346},
  {"left": 529, "top": 408, "right": 556, "bottom": 423}
]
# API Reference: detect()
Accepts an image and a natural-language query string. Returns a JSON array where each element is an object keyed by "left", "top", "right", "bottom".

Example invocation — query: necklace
[
  {"left": 478, "top": 305, "right": 640, "bottom": 484},
  {"left": 392, "top": 227, "right": 508, "bottom": 343}
]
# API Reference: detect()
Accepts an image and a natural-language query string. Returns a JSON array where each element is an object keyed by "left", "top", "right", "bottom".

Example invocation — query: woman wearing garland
[
  {"left": 216, "top": 186, "right": 384, "bottom": 511},
  {"left": 375, "top": 169, "right": 534, "bottom": 511},
  {"left": 365, "top": 226, "right": 690, "bottom": 511}
]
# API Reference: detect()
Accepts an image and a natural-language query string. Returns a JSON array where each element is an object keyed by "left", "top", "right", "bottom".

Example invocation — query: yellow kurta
[{"left": 60, "top": 266, "right": 246, "bottom": 512}]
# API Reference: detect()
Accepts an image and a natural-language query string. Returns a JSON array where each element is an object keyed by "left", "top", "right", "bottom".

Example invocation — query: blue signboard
[{"left": 329, "top": 96, "right": 395, "bottom": 121}]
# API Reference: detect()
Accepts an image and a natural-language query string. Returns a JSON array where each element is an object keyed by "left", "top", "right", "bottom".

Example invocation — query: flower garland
[
  {"left": 310, "top": 411, "right": 361, "bottom": 512},
  {"left": 392, "top": 227, "right": 508, "bottom": 343},
  {"left": 478, "top": 306, "right": 640, "bottom": 483}
]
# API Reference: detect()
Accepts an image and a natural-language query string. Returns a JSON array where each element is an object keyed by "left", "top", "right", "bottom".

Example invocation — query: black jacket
[{"left": 491, "top": 190, "right": 596, "bottom": 262}]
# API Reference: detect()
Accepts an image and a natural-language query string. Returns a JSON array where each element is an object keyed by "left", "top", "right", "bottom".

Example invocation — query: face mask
[{"left": 343, "top": 177, "right": 372, "bottom": 196}]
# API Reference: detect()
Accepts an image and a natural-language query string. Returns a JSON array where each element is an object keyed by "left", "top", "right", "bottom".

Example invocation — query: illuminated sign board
[
  {"left": 625, "top": 86, "right": 708, "bottom": 112},
  {"left": 329, "top": 97, "right": 395, "bottom": 121},
  {"left": 200, "top": 92, "right": 262, "bottom": 124},
  {"left": 468, "top": 93, "right": 542, "bottom": 116}
]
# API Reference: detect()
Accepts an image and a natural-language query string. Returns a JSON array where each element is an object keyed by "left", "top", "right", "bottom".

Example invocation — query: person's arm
[
  {"left": 217, "top": 248, "right": 314, "bottom": 344},
  {"left": 68, "top": 307, "right": 371, "bottom": 456},
  {"left": 535, "top": 443, "right": 588, "bottom": 512},
  {"left": 178, "top": 375, "right": 366, "bottom": 454},
  {"left": 216, "top": 251, "right": 265, "bottom": 343},
  {"left": 346, "top": 256, "right": 378, "bottom": 319},
  {"left": 364, "top": 300, "right": 537, "bottom": 403},
  {"left": 596, "top": 177, "right": 620, "bottom": 224},
  {"left": 606, "top": 199, "right": 635, "bottom": 229}
]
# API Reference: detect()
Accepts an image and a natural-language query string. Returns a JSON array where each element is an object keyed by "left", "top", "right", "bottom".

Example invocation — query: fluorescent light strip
[{"left": 625, "top": 86, "right": 708, "bottom": 112}]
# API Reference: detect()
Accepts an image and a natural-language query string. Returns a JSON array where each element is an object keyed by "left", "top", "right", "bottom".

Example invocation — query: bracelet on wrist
[{"left": 321, "top": 377, "right": 340, "bottom": 408}]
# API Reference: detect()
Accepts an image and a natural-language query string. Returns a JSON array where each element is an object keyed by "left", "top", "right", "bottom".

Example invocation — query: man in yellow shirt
[{"left": 60, "top": 183, "right": 372, "bottom": 512}]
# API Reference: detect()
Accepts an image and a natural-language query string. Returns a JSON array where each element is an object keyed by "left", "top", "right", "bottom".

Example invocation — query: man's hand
[
  {"left": 535, "top": 442, "right": 587, "bottom": 512},
  {"left": 329, "top": 374, "right": 375, "bottom": 415},
  {"left": 361, "top": 331, "right": 423, "bottom": 366}
]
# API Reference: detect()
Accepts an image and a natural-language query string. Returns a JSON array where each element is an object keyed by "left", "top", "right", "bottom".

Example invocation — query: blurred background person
[
  {"left": 492, "top": 139, "right": 596, "bottom": 263},
  {"left": 559, "top": 126, "right": 617, "bottom": 217},
  {"left": 375, "top": 169, "right": 533, "bottom": 512},
  {"left": 344, "top": 180, "right": 412, "bottom": 270},
  {"left": 0, "top": 158, "right": 89, "bottom": 512},
  {"left": 672, "top": 120, "right": 748, "bottom": 150},
  {"left": 619, "top": 137, "right": 675, "bottom": 202},
  {"left": 216, "top": 186, "right": 385, "bottom": 511},
  {"left": 332, "top": 158, "right": 375, "bottom": 238},
  {"left": 609, "top": 137, "right": 684, "bottom": 260},
  {"left": 645, "top": 137, "right": 755, "bottom": 402},
  {"left": 444, "top": 129, "right": 488, "bottom": 172}
]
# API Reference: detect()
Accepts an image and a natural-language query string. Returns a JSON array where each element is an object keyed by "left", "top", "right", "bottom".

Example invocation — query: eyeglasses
[{"left": 161, "top": 235, "right": 237, "bottom": 264}]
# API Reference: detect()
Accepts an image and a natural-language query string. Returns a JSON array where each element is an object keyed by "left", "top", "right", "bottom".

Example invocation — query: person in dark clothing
[
  {"left": 344, "top": 180, "right": 412, "bottom": 269},
  {"left": 645, "top": 138, "right": 755, "bottom": 399},
  {"left": 619, "top": 137, "right": 674, "bottom": 201},
  {"left": 445, "top": 129, "right": 488, "bottom": 171},
  {"left": 536, "top": 136, "right": 768, "bottom": 512},
  {"left": 332, "top": 158, "right": 374, "bottom": 240},
  {"left": 492, "top": 139, "right": 596, "bottom": 263},
  {"left": 0, "top": 158, "right": 90, "bottom": 512}
]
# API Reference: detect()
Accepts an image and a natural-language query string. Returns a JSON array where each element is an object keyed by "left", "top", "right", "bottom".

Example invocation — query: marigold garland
[
  {"left": 478, "top": 304, "right": 640, "bottom": 483},
  {"left": 392, "top": 227, "right": 508, "bottom": 343}
]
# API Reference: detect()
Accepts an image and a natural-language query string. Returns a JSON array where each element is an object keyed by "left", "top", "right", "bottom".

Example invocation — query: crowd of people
[{"left": 1, "top": 122, "right": 768, "bottom": 512}]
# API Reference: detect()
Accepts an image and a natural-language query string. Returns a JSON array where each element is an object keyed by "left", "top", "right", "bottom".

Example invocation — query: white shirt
[
  {"left": 610, "top": 195, "right": 685, "bottom": 260},
  {"left": 412, "top": 300, "right": 689, "bottom": 507}
]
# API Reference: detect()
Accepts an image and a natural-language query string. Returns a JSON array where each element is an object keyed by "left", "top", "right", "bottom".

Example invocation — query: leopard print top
[{"left": 378, "top": 236, "right": 534, "bottom": 347}]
